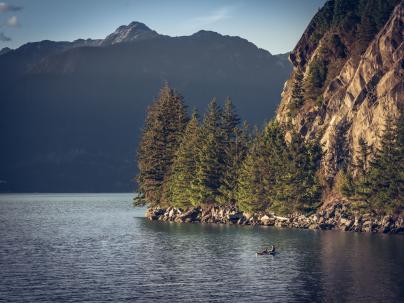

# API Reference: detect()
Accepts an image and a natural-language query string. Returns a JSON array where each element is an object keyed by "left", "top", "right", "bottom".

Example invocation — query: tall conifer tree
[
  {"left": 274, "top": 131, "right": 322, "bottom": 213},
  {"left": 169, "top": 110, "right": 200, "bottom": 208},
  {"left": 236, "top": 130, "right": 268, "bottom": 212},
  {"left": 218, "top": 121, "right": 250, "bottom": 205},
  {"left": 288, "top": 71, "right": 305, "bottom": 115},
  {"left": 361, "top": 113, "right": 404, "bottom": 213},
  {"left": 190, "top": 99, "right": 224, "bottom": 205},
  {"left": 135, "top": 83, "right": 188, "bottom": 206},
  {"left": 217, "top": 99, "right": 247, "bottom": 205}
]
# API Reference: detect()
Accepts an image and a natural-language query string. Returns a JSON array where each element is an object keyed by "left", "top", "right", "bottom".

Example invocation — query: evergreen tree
[
  {"left": 190, "top": 99, "right": 224, "bottom": 205},
  {"left": 355, "top": 14, "right": 377, "bottom": 56},
  {"left": 335, "top": 169, "right": 355, "bottom": 197},
  {"left": 344, "top": 112, "right": 404, "bottom": 214},
  {"left": 216, "top": 98, "right": 247, "bottom": 205},
  {"left": 218, "top": 121, "right": 249, "bottom": 205},
  {"left": 135, "top": 83, "right": 188, "bottom": 207},
  {"left": 304, "top": 59, "right": 328, "bottom": 102},
  {"left": 355, "top": 137, "right": 371, "bottom": 175},
  {"left": 310, "top": 59, "right": 328, "bottom": 89},
  {"left": 236, "top": 130, "right": 269, "bottom": 213},
  {"left": 351, "top": 137, "right": 371, "bottom": 201},
  {"left": 270, "top": 129, "right": 322, "bottom": 214},
  {"left": 169, "top": 110, "right": 200, "bottom": 208},
  {"left": 221, "top": 98, "right": 240, "bottom": 141},
  {"left": 363, "top": 113, "right": 404, "bottom": 213},
  {"left": 261, "top": 121, "right": 289, "bottom": 212},
  {"left": 332, "top": 0, "right": 358, "bottom": 26},
  {"left": 354, "top": 0, "right": 399, "bottom": 57},
  {"left": 236, "top": 121, "right": 289, "bottom": 213},
  {"left": 302, "top": 138, "right": 323, "bottom": 210},
  {"left": 288, "top": 71, "right": 305, "bottom": 116}
]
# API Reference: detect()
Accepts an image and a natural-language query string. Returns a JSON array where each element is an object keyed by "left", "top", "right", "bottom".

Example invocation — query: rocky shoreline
[{"left": 146, "top": 203, "right": 404, "bottom": 234}]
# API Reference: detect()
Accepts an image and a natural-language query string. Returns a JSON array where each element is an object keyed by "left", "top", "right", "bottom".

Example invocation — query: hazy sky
[{"left": 0, "top": 0, "right": 327, "bottom": 54}]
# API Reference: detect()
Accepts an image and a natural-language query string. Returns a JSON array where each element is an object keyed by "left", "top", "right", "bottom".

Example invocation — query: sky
[{"left": 0, "top": 0, "right": 327, "bottom": 54}]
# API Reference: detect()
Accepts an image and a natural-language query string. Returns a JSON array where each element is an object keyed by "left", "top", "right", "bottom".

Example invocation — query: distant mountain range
[{"left": 0, "top": 21, "right": 292, "bottom": 192}]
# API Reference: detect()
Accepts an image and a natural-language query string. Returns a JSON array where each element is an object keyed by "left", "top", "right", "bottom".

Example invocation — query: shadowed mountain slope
[{"left": 0, "top": 22, "right": 292, "bottom": 192}]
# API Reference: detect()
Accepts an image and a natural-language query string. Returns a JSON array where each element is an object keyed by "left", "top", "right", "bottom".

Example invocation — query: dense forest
[
  {"left": 135, "top": 84, "right": 403, "bottom": 215},
  {"left": 289, "top": 0, "right": 400, "bottom": 109}
]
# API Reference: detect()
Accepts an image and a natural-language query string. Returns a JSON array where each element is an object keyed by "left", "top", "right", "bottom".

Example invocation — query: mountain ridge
[
  {"left": 3, "top": 21, "right": 283, "bottom": 56},
  {"left": 0, "top": 21, "right": 292, "bottom": 192},
  {"left": 101, "top": 21, "right": 161, "bottom": 45}
]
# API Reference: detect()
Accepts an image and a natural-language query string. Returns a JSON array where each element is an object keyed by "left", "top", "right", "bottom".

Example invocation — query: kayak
[{"left": 256, "top": 251, "right": 276, "bottom": 256}]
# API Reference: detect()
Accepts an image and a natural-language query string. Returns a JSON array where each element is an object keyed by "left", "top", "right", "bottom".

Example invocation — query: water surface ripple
[{"left": 0, "top": 194, "right": 403, "bottom": 302}]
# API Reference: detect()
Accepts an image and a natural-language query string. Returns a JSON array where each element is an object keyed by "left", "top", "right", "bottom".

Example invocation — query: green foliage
[
  {"left": 260, "top": 122, "right": 290, "bottom": 213},
  {"left": 218, "top": 117, "right": 249, "bottom": 205},
  {"left": 304, "top": 59, "right": 328, "bottom": 102},
  {"left": 221, "top": 98, "right": 241, "bottom": 141},
  {"left": 353, "top": 0, "right": 399, "bottom": 56},
  {"left": 363, "top": 113, "right": 403, "bottom": 214},
  {"left": 135, "top": 83, "right": 188, "bottom": 207},
  {"left": 236, "top": 121, "right": 322, "bottom": 215},
  {"left": 329, "top": 34, "right": 347, "bottom": 58},
  {"left": 310, "top": 59, "right": 328, "bottom": 89},
  {"left": 169, "top": 111, "right": 200, "bottom": 208},
  {"left": 332, "top": 0, "right": 359, "bottom": 27},
  {"left": 307, "top": 0, "right": 334, "bottom": 45},
  {"left": 338, "top": 138, "right": 373, "bottom": 211},
  {"left": 236, "top": 129, "right": 269, "bottom": 213},
  {"left": 342, "top": 113, "right": 404, "bottom": 214},
  {"left": 270, "top": 130, "right": 322, "bottom": 214},
  {"left": 304, "top": 0, "right": 399, "bottom": 103},
  {"left": 288, "top": 71, "right": 305, "bottom": 116},
  {"left": 189, "top": 98, "right": 225, "bottom": 205},
  {"left": 307, "top": 0, "right": 398, "bottom": 48},
  {"left": 353, "top": 138, "right": 371, "bottom": 180},
  {"left": 136, "top": 82, "right": 401, "bottom": 216},
  {"left": 335, "top": 169, "right": 352, "bottom": 196}
]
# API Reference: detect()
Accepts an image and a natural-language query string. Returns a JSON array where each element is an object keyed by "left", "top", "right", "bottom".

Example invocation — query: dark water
[{"left": 0, "top": 194, "right": 403, "bottom": 303}]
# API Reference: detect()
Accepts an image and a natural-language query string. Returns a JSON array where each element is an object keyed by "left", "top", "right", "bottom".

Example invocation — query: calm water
[{"left": 0, "top": 194, "right": 403, "bottom": 303}]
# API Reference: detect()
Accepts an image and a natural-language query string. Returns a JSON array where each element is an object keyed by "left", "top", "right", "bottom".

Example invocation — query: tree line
[
  {"left": 135, "top": 84, "right": 403, "bottom": 215},
  {"left": 135, "top": 84, "right": 321, "bottom": 214},
  {"left": 337, "top": 111, "right": 404, "bottom": 214}
]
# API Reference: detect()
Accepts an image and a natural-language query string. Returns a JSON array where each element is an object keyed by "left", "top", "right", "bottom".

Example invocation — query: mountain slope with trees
[
  {"left": 138, "top": 0, "right": 403, "bottom": 233},
  {"left": 136, "top": 84, "right": 321, "bottom": 216},
  {"left": 277, "top": 0, "right": 403, "bottom": 212}
]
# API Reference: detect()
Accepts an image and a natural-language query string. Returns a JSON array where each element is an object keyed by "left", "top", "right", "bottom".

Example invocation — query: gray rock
[{"left": 144, "top": 204, "right": 403, "bottom": 234}]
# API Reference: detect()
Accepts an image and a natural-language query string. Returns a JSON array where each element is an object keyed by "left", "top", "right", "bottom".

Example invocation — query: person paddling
[{"left": 258, "top": 244, "right": 275, "bottom": 255}]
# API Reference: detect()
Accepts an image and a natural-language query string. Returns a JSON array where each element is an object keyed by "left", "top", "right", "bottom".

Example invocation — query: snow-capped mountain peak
[{"left": 101, "top": 21, "right": 160, "bottom": 46}]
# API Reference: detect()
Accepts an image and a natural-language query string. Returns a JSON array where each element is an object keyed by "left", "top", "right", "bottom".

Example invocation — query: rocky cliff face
[{"left": 276, "top": 1, "right": 403, "bottom": 190}]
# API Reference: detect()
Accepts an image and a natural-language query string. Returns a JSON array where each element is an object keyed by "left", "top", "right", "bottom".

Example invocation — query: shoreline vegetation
[{"left": 135, "top": 84, "right": 403, "bottom": 234}]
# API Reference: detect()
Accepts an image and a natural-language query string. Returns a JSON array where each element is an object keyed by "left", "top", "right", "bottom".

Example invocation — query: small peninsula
[{"left": 136, "top": 0, "right": 403, "bottom": 234}]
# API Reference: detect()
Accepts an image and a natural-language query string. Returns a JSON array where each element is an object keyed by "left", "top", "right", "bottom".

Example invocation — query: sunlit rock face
[{"left": 276, "top": 2, "right": 403, "bottom": 189}]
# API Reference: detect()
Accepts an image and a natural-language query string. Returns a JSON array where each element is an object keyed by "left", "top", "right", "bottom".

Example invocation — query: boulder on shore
[{"left": 144, "top": 204, "right": 403, "bottom": 234}]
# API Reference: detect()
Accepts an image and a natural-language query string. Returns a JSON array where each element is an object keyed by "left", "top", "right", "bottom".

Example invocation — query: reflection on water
[
  {"left": 318, "top": 231, "right": 404, "bottom": 302},
  {"left": 0, "top": 194, "right": 403, "bottom": 302}
]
